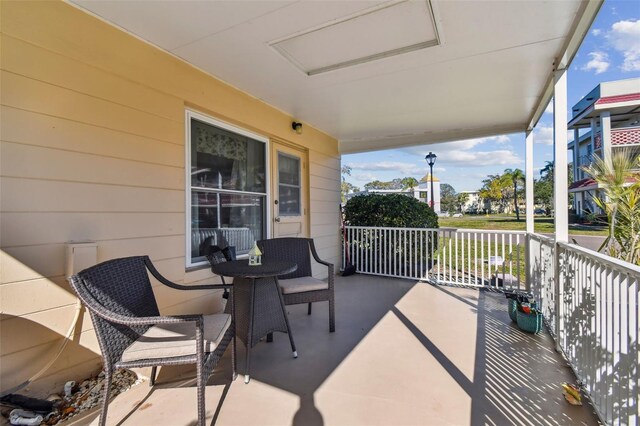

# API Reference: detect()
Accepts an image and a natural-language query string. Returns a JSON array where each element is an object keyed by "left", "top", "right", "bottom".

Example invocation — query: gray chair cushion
[
  {"left": 279, "top": 277, "right": 328, "bottom": 295},
  {"left": 121, "top": 314, "right": 231, "bottom": 362}
]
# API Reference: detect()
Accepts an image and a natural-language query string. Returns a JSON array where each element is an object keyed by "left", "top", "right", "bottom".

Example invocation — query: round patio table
[{"left": 211, "top": 260, "right": 298, "bottom": 384}]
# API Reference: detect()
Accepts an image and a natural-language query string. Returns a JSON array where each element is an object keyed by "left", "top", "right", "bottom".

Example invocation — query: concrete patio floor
[{"left": 83, "top": 275, "right": 600, "bottom": 425}]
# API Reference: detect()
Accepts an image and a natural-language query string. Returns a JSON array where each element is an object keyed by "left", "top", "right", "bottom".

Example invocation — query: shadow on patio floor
[{"left": 88, "top": 275, "right": 599, "bottom": 425}]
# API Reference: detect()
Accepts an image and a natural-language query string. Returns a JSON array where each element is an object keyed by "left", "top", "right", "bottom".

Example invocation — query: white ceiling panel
[
  {"left": 70, "top": 0, "right": 600, "bottom": 153},
  {"left": 72, "top": 0, "right": 296, "bottom": 50},
  {"left": 271, "top": 1, "right": 439, "bottom": 75}
]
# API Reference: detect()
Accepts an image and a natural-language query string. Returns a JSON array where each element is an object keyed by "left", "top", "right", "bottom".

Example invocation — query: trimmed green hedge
[
  {"left": 343, "top": 194, "right": 438, "bottom": 276},
  {"left": 344, "top": 193, "right": 438, "bottom": 228}
]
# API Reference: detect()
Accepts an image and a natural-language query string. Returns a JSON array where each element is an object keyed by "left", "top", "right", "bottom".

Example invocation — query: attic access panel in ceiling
[{"left": 270, "top": 0, "right": 441, "bottom": 76}]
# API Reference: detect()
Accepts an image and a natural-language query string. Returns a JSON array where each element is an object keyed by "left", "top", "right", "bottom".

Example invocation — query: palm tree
[
  {"left": 583, "top": 149, "right": 640, "bottom": 264},
  {"left": 504, "top": 168, "right": 525, "bottom": 221},
  {"left": 540, "top": 161, "right": 554, "bottom": 181},
  {"left": 401, "top": 177, "right": 419, "bottom": 192}
]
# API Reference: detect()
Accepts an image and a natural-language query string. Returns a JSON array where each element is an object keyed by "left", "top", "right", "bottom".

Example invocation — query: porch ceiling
[{"left": 71, "top": 0, "right": 600, "bottom": 154}]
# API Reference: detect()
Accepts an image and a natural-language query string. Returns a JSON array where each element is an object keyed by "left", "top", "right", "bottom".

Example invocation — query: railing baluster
[
  {"left": 455, "top": 231, "right": 459, "bottom": 284},
  {"left": 448, "top": 232, "right": 453, "bottom": 285},
  {"left": 508, "top": 233, "right": 513, "bottom": 289},
  {"left": 420, "top": 230, "right": 424, "bottom": 280},
  {"left": 481, "top": 233, "right": 485, "bottom": 286}
]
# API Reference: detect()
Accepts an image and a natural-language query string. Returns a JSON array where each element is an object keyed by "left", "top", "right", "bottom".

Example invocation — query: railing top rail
[
  {"left": 529, "top": 232, "right": 555, "bottom": 244},
  {"left": 558, "top": 241, "right": 640, "bottom": 275},
  {"left": 343, "top": 225, "right": 526, "bottom": 235}
]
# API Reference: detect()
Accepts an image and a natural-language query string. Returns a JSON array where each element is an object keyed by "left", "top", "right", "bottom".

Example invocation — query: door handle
[{"left": 274, "top": 217, "right": 281, "bottom": 223}]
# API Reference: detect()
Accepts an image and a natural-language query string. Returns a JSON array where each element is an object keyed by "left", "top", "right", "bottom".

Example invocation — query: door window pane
[
  {"left": 278, "top": 153, "right": 301, "bottom": 216},
  {"left": 278, "top": 186, "right": 301, "bottom": 216},
  {"left": 278, "top": 154, "right": 300, "bottom": 185}
]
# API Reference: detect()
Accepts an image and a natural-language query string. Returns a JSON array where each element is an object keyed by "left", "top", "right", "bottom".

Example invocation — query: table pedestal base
[{"left": 232, "top": 276, "right": 297, "bottom": 383}]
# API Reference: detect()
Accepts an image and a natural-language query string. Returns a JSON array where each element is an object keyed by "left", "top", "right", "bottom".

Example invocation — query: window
[
  {"left": 419, "top": 191, "right": 428, "bottom": 199},
  {"left": 186, "top": 111, "right": 268, "bottom": 266}
]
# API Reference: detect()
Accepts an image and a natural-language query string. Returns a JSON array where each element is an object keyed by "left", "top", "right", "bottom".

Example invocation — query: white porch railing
[
  {"left": 342, "top": 226, "right": 640, "bottom": 425},
  {"left": 528, "top": 233, "right": 557, "bottom": 332},
  {"left": 554, "top": 241, "right": 639, "bottom": 425},
  {"left": 343, "top": 226, "right": 526, "bottom": 289}
]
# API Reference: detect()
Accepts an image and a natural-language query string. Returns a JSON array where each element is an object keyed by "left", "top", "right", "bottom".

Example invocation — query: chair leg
[
  {"left": 307, "top": 303, "right": 312, "bottom": 315},
  {"left": 231, "top": 332, "right": 238, "bottom": 381},
  {"left": 99, "top": 369, "right": 112, "bottom": 426},
  {"left": 149, "top": 366, "right": 157, "bottom": 387},
  {"left": 196, "top": 363, "right": 205, "bottom": 426},
  {"left": 329, "top": 296, "right": 335, "bottom": 333}
]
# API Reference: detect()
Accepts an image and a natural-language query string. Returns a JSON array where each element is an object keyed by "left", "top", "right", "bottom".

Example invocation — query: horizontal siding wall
[
  {"left": 309, "top": 151, "right": 342, "bottom": 279},
  {"left": 0, "top": 1, "right": 339, "bottom": 396}
]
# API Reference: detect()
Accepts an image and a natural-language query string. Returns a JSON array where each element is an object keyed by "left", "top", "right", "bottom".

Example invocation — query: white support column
[
  {"left": 572, "top": 129, "right": 579, "bottom": 181},
  {"left": 601, "top": 111, "right": 612, "bottom": 162},
  {"left": 590, "top": 117, "right": 597, "bottom": 158},
  {"left": 525, "top": 130, "right": 535, "bottom": 234},
  {"left": 553, "top": 69, "right": 568, "bottom": 353},
  {"left": 553, "top": 70, "right": 569, "bottom": 243},
  {"left": 525, "top": 129, "right": 534, "bottom": 292}
]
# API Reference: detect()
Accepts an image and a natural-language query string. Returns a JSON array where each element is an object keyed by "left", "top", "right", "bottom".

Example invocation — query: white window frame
[{"left": 185, "top": 109, "right": 271, "bottom": 268}]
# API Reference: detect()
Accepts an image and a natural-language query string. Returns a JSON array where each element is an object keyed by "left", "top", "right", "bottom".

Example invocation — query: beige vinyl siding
[
  {"left": 0, "top": 0, "right": 340, "bottom": 395},
  {"left": 309, "top": 153, "right": 342, "bottom": 279}
]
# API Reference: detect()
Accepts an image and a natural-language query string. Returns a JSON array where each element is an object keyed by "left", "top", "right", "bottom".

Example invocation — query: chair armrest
[
  {"left": 308, "top": 239, "right": 334, "bottom": 287},
  {"left": 309, "top": 239, "right": 334, "bottom": 269},
  {"left": 86, "top": 299, "right": 203, "bottom": 327},
  {"left": 144, "top": 257, "right": 231, "bottom": 291}
]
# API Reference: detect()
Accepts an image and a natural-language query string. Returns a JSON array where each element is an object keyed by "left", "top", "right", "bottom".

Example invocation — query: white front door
[{"left": 271, "top": 141, "right": 308, "bottom": 238}]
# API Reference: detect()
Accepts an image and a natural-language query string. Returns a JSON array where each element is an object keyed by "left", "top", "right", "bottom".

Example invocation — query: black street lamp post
[{"left": 425, "top": 152, "right": 437, "bottom": 209}]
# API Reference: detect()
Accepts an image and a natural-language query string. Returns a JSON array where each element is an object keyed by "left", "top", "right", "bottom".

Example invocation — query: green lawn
[{"left": 438, "top": 214, "right": 608, "bottom": 236}]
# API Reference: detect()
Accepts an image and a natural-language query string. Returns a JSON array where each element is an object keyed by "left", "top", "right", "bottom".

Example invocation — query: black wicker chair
[
  {"left": 68, "top": 256, "right": 236, "bottom": 426},
  {"left": 257, "top": 238, "right": 335, "bottom": 332}
]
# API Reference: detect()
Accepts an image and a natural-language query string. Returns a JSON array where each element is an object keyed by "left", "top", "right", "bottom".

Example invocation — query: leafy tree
[
  {"left": 340, "top": 165, "right": 360, "bottom": 203},
  {"left": 401, "top": 177, "right": 419, "bottom": 191},
  {"left": 533, "top": 161, "right": 574, "bottom": 215},
  {"left": 341, "top": 182, "right": 360, "bottom": 202},
  {"left": 504, "top": 168, "right": 525, "bottom": 221},
  {"left": 456, "top": 192, "right": 469, "bottom": 213},
  {"left": 534, "top": 179, "right": 553, "bottom": 214},
  {"left": 364, "top": 177, "right": 417, "bottom": 191},
  {"left": 583, "top": 149, "right": 640, "bottom": 265},
  {"left": 479, "top": 174, "right": 508, "bottom": 213},
  {"left": 440, "top": 183, "right": 458, "bottom": 214},
  {"left": 364, "top": 180, "right": 390, "bottom": 190},
  {"left": 540, "top": 160, "right": 554, "bottom": 181}
]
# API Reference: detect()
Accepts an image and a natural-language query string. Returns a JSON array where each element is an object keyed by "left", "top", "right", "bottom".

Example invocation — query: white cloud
[
  {"left": 607, "top": 19, "right": 640, "bottom": 72},
  {"left": 534, "top": 126, "right": 553, "bottom": 145},
  {"left": 494, "top": 135, "right": 511, "bottom": 144},
  {"left": 533, "top": 125, "right": 574, "bottom": 146},
  {"left": 437, "top": 150, "right": 522, "bottom": 167},
  {"left": 348, "top": 161, "right": 424, "bottom": 176},
  {"left": 581, "top": 51, "right": 610, "bottom": 74},
  {"left": 400, "top": 134, "right": 513, "bottom": 157},
  {"left": 352, "top": 172, "right": 377, "bottom": 182},
  {"left": 544, "top": 102, "right": 553, "bottom": 115},
  {"left": 591, "top": 29, "right": 602, "bottom": 36}
]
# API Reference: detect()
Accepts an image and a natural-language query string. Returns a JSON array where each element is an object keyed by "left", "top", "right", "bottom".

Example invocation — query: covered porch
[
  {"left": 78, "top": 275, "right": 598, "bottom": 425},
  {"left": 2, "top": 1, "right": 637, "bottom": 425}
]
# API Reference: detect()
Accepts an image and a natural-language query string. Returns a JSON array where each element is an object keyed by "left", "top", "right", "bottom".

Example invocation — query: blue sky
[{"left": 343, "top": 0, "right": 640, "bottom": 192}]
